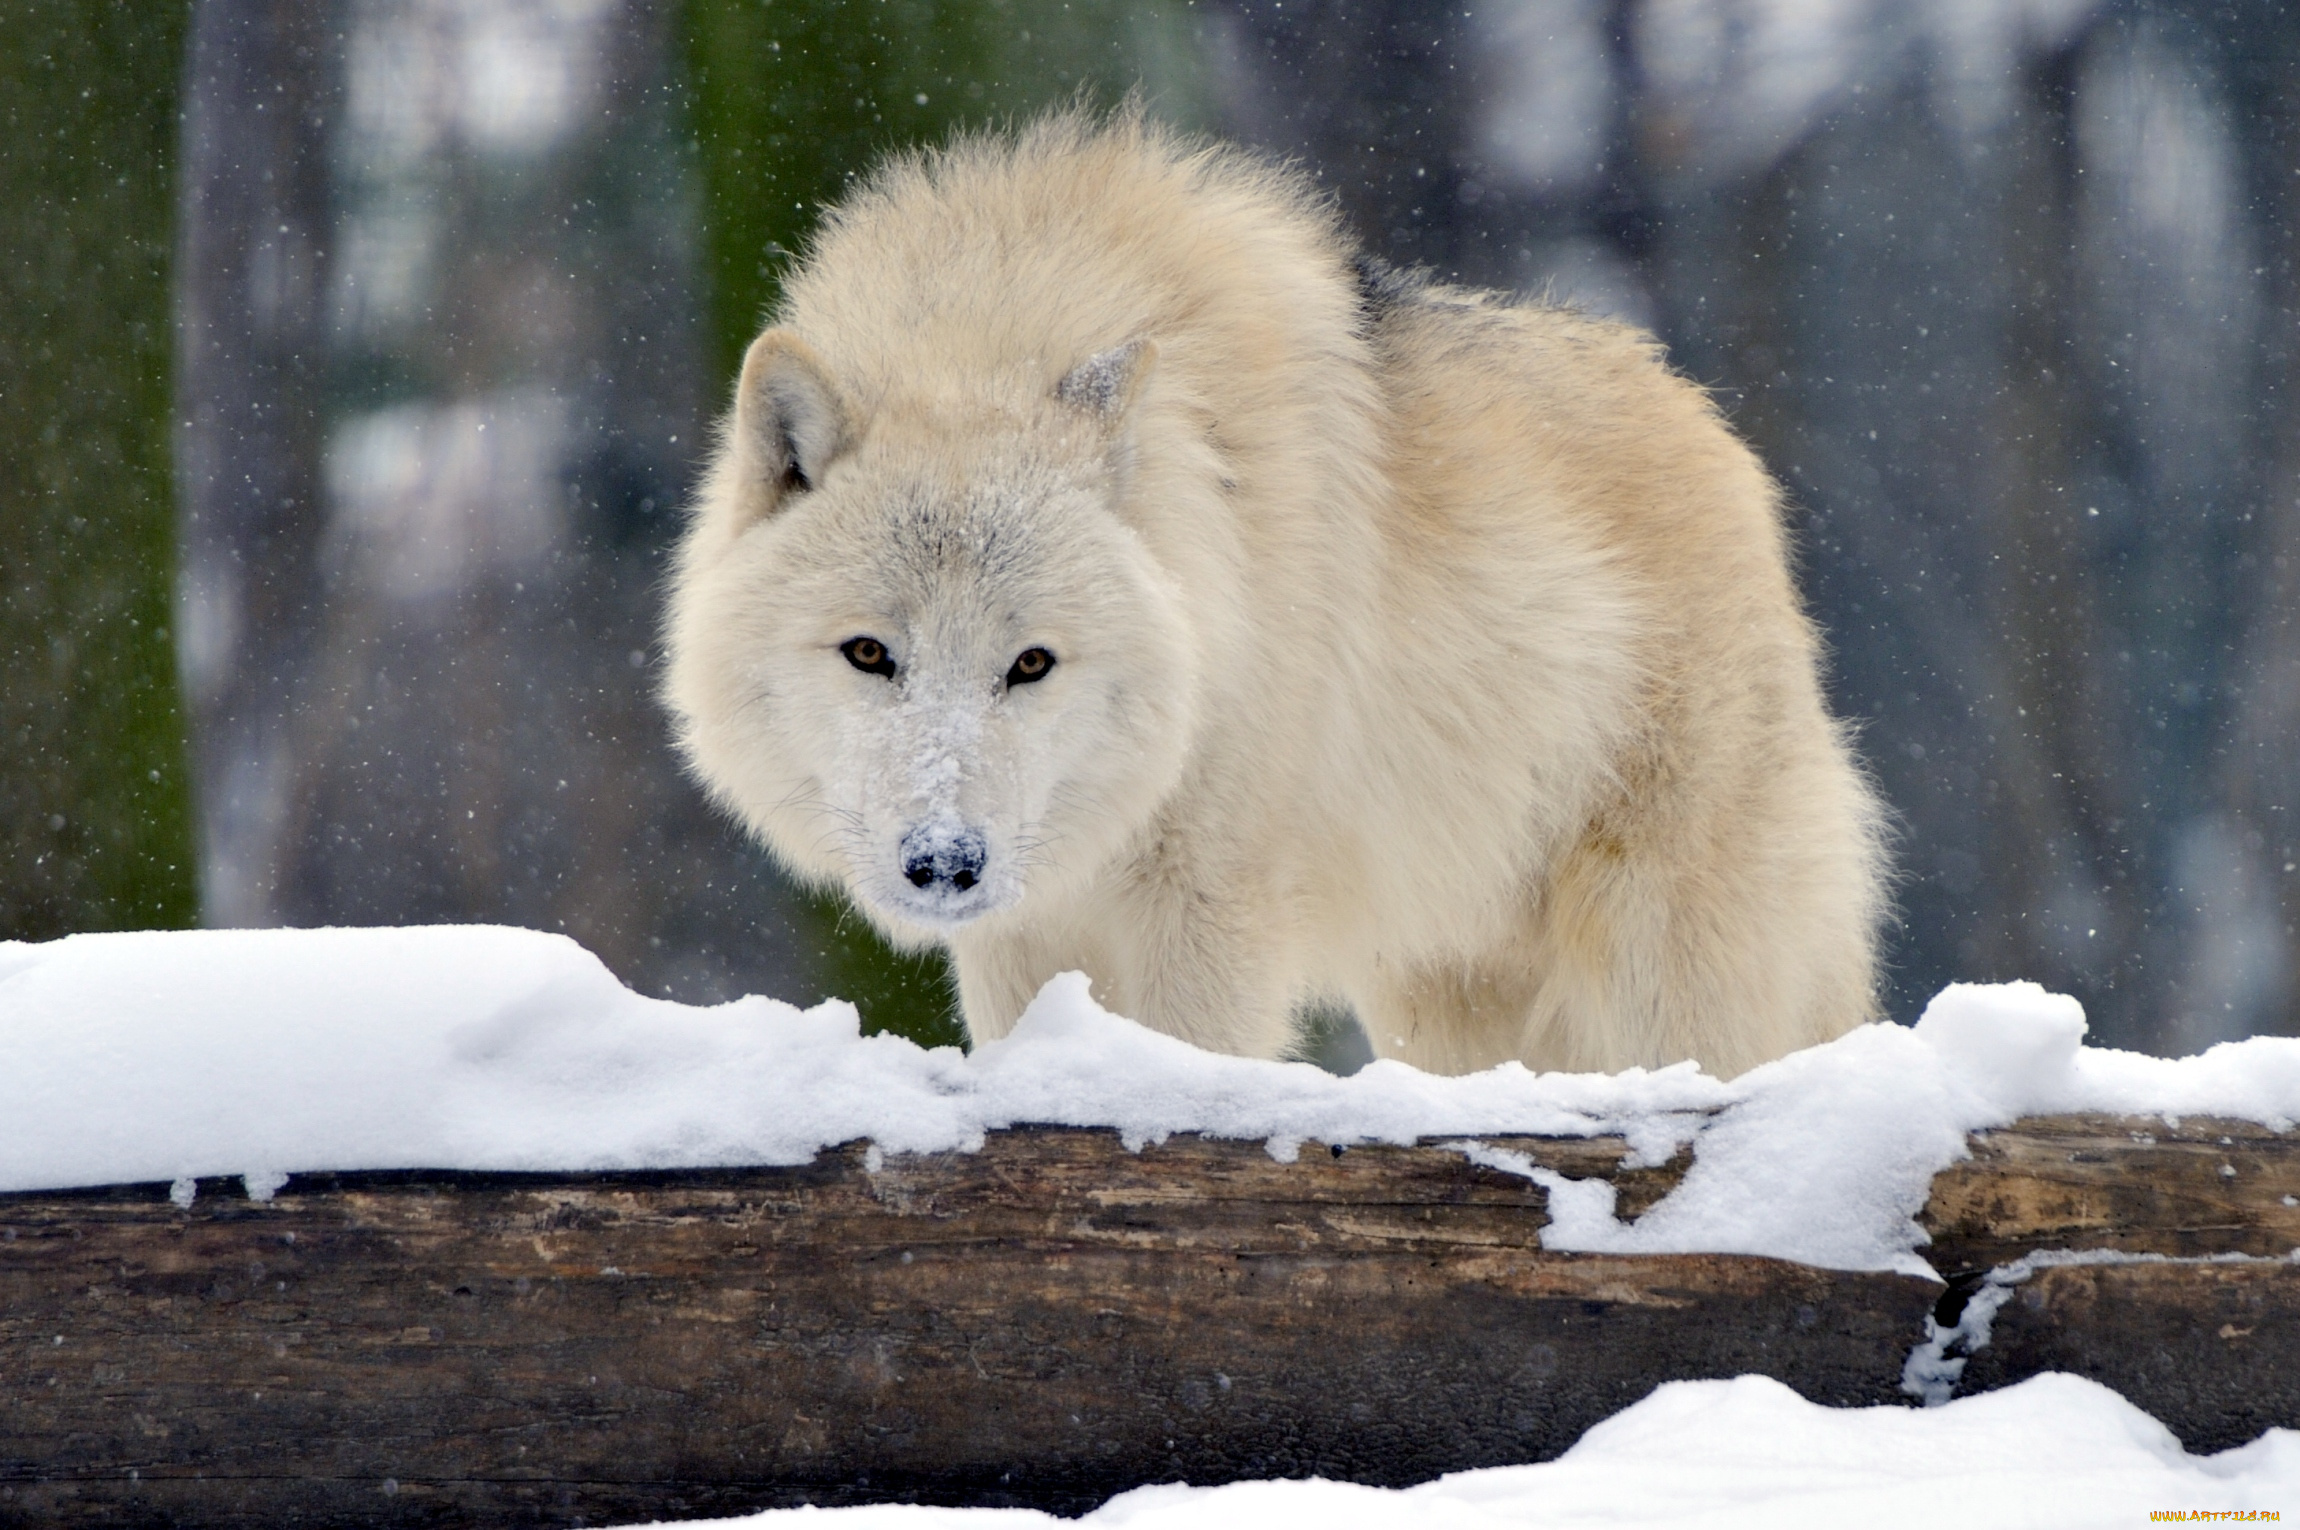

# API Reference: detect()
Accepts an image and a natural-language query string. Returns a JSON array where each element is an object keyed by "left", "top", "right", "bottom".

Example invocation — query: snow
[
  {"left": 0, "top": 924, "right": 1726, "bottom": 1196},
  {"left": 611, "top": 1373, "right": 2296, "bottom": 1529},
  {"left": 3, "top": 926, "right": 2299, "bottom": 1282},
  {"left": 1467, "top": 980, "right": 2300, "bottom": 1278}
]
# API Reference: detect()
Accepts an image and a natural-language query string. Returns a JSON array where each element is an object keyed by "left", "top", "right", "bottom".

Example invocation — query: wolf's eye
[
  {"left": 842, "top": 636, "right": 897, "bottom": 679},
  {"left": 1005, "top": 647, "right": 1055, "bottom": 687}
]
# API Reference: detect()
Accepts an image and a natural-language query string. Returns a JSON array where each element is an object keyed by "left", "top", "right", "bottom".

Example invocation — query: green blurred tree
[
  {"left": 0, "top": 2, "right": 195, "bottom": 941},
  {"left": 680, "top": 0, "right": 1209, "bottom": 1046}
]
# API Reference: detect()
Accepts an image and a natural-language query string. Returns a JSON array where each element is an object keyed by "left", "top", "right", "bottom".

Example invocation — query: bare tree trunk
[
  {"left": 0, "top": 2, "right": 195, "bottom": 939},
  {"left": 2216, "top": 3, "right": 2300, "bottom": 1041},
  {"left": 174, "top": 0, "right": 817, "bottom": 1007},
  {"left": 1211, "top": 0, "right": 1471, "bottom": 274},
  {"left": 173, "top": 0, "right": 340, "bottom": 928}
]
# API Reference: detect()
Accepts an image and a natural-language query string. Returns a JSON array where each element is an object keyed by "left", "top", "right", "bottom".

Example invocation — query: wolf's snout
[{"left": 901, "top": 826, "right": 988, "bottom": 894}]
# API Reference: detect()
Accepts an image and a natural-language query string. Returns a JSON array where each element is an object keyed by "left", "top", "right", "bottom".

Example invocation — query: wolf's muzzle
[{"left": 900, "top": 825, "right": 989, "bottom": 895}]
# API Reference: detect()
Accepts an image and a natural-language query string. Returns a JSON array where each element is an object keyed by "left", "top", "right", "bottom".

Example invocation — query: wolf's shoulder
[
  {"left": 775, "top": 109, "right": 1366, "bottom": 398},
  {"left": 824, "top": 108, "right": 1336, "bottom": 267}
]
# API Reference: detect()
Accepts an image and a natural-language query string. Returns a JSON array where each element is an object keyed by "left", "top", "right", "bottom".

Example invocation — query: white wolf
[{"left": 663, "top": 111, "right": 1887, "bottom": 1078}]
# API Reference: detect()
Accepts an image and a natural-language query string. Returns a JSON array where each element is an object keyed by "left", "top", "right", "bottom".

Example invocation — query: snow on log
[
  {"left": 2, "top": 1116, "right": 2296, "bottom": 1528},
  {"left": 6, "top": 930, "right": 2300, "bottom": 1523}
]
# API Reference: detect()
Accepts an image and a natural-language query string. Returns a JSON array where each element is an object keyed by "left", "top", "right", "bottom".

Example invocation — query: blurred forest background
[{"left": 5, "top": 0, "right": 2297, "bottom": 1059}]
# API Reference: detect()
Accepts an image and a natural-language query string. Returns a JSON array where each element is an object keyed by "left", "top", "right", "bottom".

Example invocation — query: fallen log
[
  {"left": 1, "top": 1115, "right": 2294, "bottom": 1527},
  {"left": 1922, "top": 1113, "right": 2300, "bottom": 1267}
]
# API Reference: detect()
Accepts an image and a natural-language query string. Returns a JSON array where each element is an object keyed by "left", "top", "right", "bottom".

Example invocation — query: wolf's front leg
[
  {"left": 1075, "top": 867, "right": 1304, "bottom": 1059},
  {"left": 949, "top": 875, "right": 1301, "bottom": 1059},
  {"left": 946, "top": 923, "right": 1098, "bottom": 1046}
]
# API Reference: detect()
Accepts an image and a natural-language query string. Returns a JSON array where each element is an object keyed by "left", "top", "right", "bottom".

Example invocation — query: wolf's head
[{"left": 663, "top": 331, "right": 1198, "bottom": 942}]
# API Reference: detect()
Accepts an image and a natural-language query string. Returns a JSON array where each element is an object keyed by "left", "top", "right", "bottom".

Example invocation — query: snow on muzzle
[
  {"left": 901, "top": 822, "right": 987, "bottom": 893},
  {"left": 888, "top": 818, "right": 1004, "bottom": 923},
  {"left": 850, "top": 678, "right": 1026, "bottom": 925}
]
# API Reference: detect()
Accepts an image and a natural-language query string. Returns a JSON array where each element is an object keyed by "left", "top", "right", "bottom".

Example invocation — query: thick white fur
[{"left": 663, "top": 111, "right": 1888, "bottom": 1078}]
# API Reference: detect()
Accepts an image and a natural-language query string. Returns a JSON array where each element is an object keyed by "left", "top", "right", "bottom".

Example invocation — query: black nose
[{"left": 900, "top": 828, "right": 988, "bottom": 895}]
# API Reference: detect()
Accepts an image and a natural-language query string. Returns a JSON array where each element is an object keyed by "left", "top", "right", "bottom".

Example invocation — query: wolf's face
[{"left": 666, "top": 333, "right": 1196, "bottom": 942}]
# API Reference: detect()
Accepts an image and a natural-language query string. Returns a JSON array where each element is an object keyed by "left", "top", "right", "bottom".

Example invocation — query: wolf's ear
[
  {"left": 1056, "top": 338, "right": 1158, "bottom": 423},
  {"left": 734, "top": 329, "right": 852, "bottom": 511}
]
